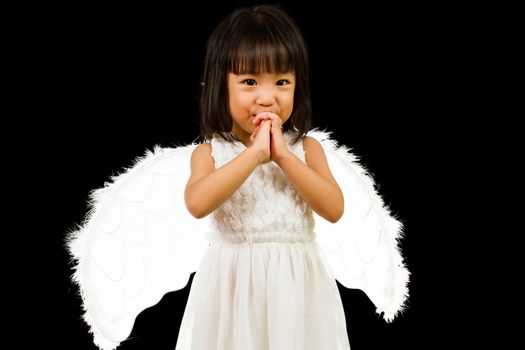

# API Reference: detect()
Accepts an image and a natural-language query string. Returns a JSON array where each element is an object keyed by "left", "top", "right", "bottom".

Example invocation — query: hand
[
  {"left": 251, "top": 112, "right": 291, "bottom": 164},
  {"left": 249, "top": 118, "right": 272, "bottom": 164}
]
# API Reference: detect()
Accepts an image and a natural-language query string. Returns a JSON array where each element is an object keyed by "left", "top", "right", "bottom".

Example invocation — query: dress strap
[
  {"left": 285, "top": 132, "right": 306, "bottom": 163},
  {"left": 210, "top": 134, "right": 232, "bottom": 169}
]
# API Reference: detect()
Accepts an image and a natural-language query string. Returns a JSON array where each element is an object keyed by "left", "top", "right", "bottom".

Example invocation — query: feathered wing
[
  {"left": 65, "top": 143, "right": 211, "bottom": 350},
  {"left": 307, "top": 129, "right": 410, "bottom": 322}
]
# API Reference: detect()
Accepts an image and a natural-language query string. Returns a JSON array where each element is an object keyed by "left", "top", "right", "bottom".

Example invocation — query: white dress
[{"left": 175, "top": 132, "right": 351, "bottom": 350}]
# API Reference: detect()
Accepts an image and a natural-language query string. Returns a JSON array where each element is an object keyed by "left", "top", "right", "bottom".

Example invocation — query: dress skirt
[{"left": 175, "top": 240, "right": 351, "bottom": 350}]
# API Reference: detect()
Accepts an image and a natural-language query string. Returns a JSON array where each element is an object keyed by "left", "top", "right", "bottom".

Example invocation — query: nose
[{"left": 255, "top": 86, "right": 276, "bottom": 106}]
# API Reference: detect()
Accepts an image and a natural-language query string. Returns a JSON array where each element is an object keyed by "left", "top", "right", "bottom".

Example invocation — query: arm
[
  {"left": 276, "top": 136, "right": 344, "bottom": 223},
  {"left": 185, "top": 143, "right": 264, "bottom": 219}
]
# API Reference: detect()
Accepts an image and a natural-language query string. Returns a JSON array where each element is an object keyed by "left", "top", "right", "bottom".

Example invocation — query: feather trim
[
  {"left": 307, "top": 127, "right": 410, "bottom": 322},
  {"left": 64, "top": 143, "right": 199, "bottom": 350}
]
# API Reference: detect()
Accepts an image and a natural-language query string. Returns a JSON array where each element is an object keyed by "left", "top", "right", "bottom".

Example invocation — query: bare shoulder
[
  {"left": 302, "top": 135, "right": 338, "bottom": 186},
  {"left": 302, "top": 135, "right": 326, "bottom": 163},
  {"left": 191, "top": 143, "right": 214, "bottom": 168},
  {"left": 187, "top": 143, "right": 215, "bottom": 187},
  {"left": 192, "top": 142, "right": 211, "bottom": 156}
]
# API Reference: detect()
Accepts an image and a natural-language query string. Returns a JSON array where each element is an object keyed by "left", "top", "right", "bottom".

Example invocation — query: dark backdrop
[{"left": 24, "top": 1, "right": 480, "bottom": 349}]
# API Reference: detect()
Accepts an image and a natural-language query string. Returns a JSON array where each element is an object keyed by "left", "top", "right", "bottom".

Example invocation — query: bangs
[{"left": 227, "top": 29, "right": 296, "bottom": 75}]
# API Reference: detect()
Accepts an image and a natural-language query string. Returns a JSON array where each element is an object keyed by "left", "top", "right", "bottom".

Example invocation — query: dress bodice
[{"left": 207, "top": 131, "right": 316, "bottom": 243}]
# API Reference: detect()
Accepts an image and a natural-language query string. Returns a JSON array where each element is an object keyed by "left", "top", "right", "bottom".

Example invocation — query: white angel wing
[
  {"left": 307, "top": 129, "right": 410, "bottom": 322},
  {"left": 65, "top": 143, "right": 211, "bottom": 350}
]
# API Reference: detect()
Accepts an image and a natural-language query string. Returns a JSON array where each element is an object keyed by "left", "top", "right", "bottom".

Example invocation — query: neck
[{"left": 230, "top": 127, "right": 252, "bottom": 147}]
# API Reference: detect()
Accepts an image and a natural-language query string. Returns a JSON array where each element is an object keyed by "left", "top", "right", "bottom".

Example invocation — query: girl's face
[{"left": 228, "top": 71, "right": 295, "bottom": 141}]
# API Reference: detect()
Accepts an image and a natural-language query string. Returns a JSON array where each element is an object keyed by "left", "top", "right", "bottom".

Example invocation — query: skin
[
  {"left": 228, "top": 71, "right": 295, "bottom": 164},
  {"left": 184, "top": 70, "right": 344, "bottom": 222}
]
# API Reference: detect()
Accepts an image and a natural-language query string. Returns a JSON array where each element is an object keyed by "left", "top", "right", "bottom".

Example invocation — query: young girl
[{"left": 67, "top": 4, "right": 409, "bottom": 350}]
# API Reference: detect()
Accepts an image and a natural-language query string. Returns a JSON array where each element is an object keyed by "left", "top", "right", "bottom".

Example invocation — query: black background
[{"left": 15, "top": 0, "right": 492, "bottom": 349}]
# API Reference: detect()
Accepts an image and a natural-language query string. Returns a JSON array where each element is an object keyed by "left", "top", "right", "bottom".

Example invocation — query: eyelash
[{"left": 242, "top": 79, "right": 291, "bottom": 86}]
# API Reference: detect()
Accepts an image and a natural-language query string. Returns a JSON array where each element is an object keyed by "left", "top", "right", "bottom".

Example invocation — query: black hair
[{"left": 199, "top": 4, "right": 312, "bottom": 145}]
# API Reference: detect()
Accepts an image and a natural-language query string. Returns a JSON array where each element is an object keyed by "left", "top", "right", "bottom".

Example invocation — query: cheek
[
  {"left": 284, "top": 92, "right": 295, "bottom": 111},
  {"left": 229, "top": 91, "right": 250, "bottom": 109}
]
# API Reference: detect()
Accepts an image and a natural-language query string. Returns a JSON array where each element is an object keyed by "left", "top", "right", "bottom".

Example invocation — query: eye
[
  {"left": 242, "top": 79, "right": 256, "bottom": 86},
  {"left": 277, "top": 80, "right": 291, "bottom": 86}
]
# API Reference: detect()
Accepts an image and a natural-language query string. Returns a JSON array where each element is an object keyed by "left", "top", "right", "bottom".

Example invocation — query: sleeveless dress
[{"left": 175, "top": 131, "right": 351, "bottom": 350}]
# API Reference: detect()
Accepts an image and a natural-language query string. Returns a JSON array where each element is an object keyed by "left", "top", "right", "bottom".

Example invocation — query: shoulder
[
  {"left": 190, "top": 143, "right": 214, "bottom": 169},
  {"left": 302, "top": 135, "right": 327, "bottom": 166},
  {"left": 192, "top": 142, "right": 212, "bottom": 156},
  {"left": 301, "top": 135, "right": 338, "bottom": 185},
  {"left": 302, "top": 135, "right": 320, "bottom": 147},
  {"left": 195, "top": 142, "right": 212, "bottom": 151},
  {"left": 302, "top": 135, "right": 325, "bottom": 159}
]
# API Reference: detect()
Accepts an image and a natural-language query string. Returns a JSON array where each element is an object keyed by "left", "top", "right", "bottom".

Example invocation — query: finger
[
  {"left": 253, "top": 116, "right": 263, "bottom": 125},
  {"left": 263, "top": 119, "right": 272, "bottom": 129},
  {"left": 262, "top": 113, "right": 278, "bottom": 124},
  {"left": 252, "top": 124, "right": 260, "bottom": 136},
  {"left": 269, "top": 115, "right": 282, "bottom": 129},
  {"left": 255, "top": 112, "right": 275, "bottom": 121}
]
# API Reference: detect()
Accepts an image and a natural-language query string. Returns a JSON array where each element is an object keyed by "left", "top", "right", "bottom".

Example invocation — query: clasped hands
[{"left": 249, "top": 112, "right": 291, "bottom": 165}]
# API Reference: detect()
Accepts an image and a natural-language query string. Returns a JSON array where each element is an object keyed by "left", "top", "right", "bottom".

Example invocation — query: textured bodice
[{"left": 207, "top": 131, "right": 316, "bottom": 244}]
